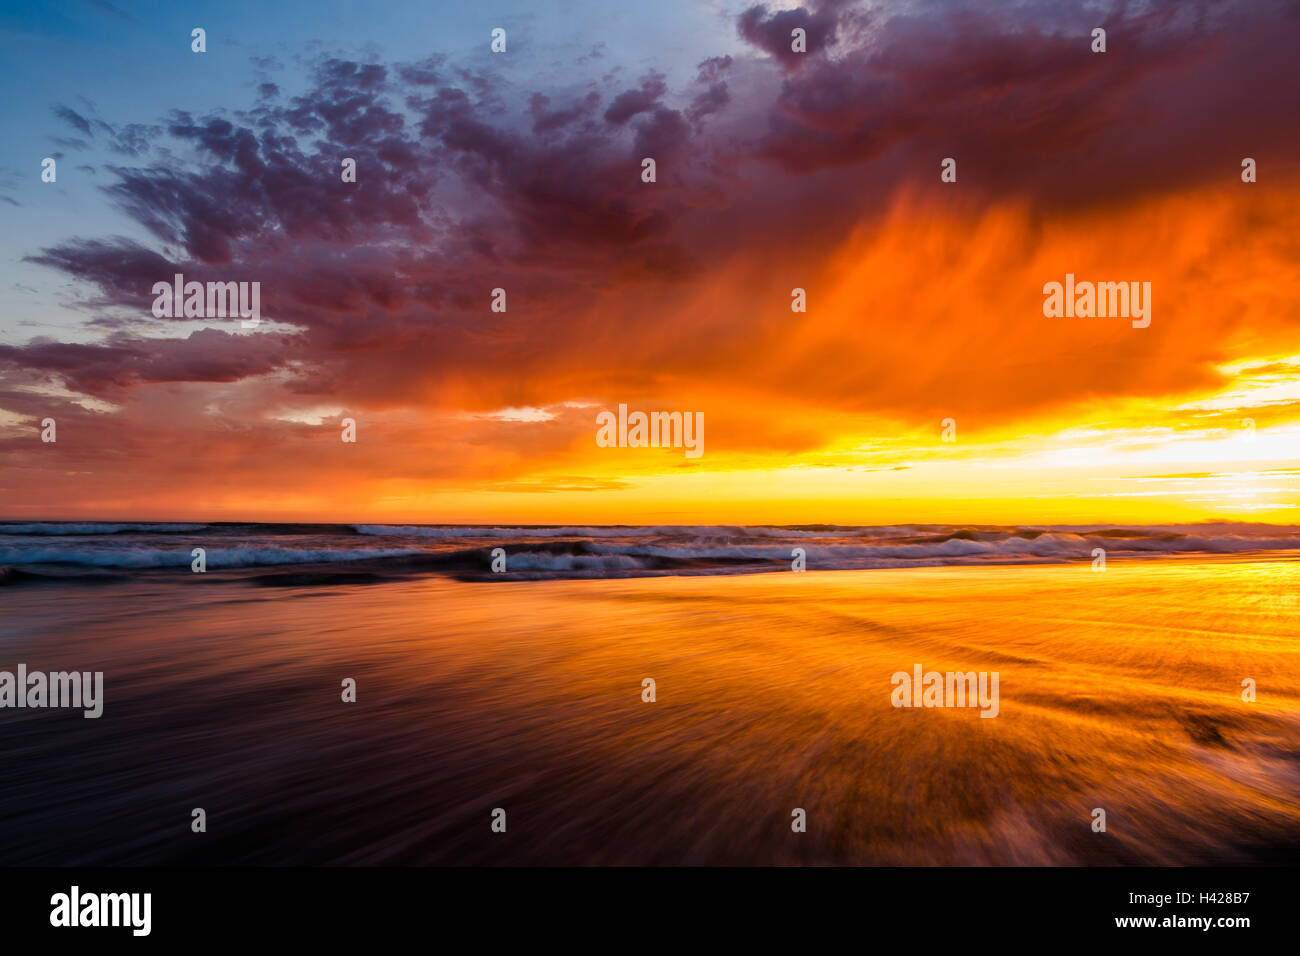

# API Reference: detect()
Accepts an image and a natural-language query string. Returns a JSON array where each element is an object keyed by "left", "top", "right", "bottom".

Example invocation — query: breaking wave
[{"left": 1, "top": 521, "right": 1297, "bottom": 583}]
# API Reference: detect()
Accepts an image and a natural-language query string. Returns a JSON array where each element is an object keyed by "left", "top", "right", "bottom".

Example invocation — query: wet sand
[{"left": 1, "top": 556, "right": 1297, "bottom": 865}]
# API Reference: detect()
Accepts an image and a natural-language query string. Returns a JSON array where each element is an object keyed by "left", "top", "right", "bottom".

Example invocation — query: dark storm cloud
[{"left": 14, "top": 0, "right": 1300, "bottom": 418}]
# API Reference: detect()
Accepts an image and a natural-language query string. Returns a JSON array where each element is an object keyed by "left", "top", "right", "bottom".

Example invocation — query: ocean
[{"left": 3, "top": 520, "right": 1300, "bottom": 583}]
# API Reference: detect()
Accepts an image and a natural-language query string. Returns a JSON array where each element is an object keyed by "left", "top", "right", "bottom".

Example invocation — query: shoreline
[{"left": 2, "top": 556, "right": 1297, "bottom": 865}]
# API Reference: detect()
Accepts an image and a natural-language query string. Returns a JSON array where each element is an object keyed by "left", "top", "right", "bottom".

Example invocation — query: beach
[{"left": 2, "top": 553, "right": 1297, "bottom": 865}]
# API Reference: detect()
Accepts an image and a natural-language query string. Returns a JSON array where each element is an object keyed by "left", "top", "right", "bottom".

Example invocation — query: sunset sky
[{"left": 1, "top": 0, "right": 1297, "bottom": 524}]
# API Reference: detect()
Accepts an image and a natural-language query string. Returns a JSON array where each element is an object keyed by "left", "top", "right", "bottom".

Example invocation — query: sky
[{"left": 0, "top": 0, "right": 1298, "bottom": 525}]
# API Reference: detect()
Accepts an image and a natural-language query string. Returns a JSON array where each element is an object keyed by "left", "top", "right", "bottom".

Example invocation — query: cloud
[
  {"left": 737, "top": 1, "right": 848, "bottom": 69},
  {"left": 53, "top": 104, "right": 92, "bottom": 136},
  {"left": 604, "top": 73, "right": 668, "bottom": 124},
  {"left": 0, "top": 329, "right": 293, "bottom": 393},
  {"left": 7, "top": 1, "right": 1300, "bottom": 518}
]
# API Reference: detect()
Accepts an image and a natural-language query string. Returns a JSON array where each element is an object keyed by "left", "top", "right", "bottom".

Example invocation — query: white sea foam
[{"left": 3, "top": 523, "right": 1297, "bottom": 578}]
